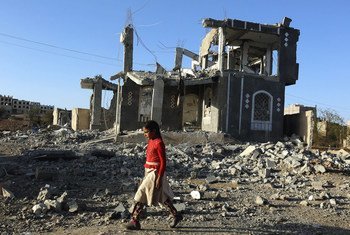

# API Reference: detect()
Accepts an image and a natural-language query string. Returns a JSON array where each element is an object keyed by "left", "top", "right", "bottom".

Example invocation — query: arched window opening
[{"left": 251, "top": 91, "right": 272, "bottom": 131}]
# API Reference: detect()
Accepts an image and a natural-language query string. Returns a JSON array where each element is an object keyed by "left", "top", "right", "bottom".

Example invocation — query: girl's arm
[{"left": 155, "top": 141, "right": 166, "bottom": 189}]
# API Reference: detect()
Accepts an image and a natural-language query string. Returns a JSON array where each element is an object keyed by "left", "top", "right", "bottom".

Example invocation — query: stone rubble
[{"left": 0, "top": 128, "right": 350, "bottom": 233}]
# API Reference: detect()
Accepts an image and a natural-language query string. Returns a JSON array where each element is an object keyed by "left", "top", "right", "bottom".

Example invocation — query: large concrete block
[{"left": 71, "top": 108, "right": 90, "bottom": 131}]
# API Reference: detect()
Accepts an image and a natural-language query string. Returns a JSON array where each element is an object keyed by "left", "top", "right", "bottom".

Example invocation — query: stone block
[
  {"left": 115, "top": 203, "right": 126, "bottom": 213},
  {"left": 228, "top": 167, "right": 237, "bottom": 176},
  {"left": 239, "top": 146, "right": 256, "bottom": 157},
  {"left": 329, "top": 199, "right": 337, "bottom": 205},
  {"left": 300, "top": 200, "right": 308, "bottom": 206},
  {"left": 190, "top": 191, "right": 201, "bottom": 200},
  {"left": 251, "top": 150, "right": 260, "bottom": 159},
  {"left": 174, "top": 203, "right": 186, "bottom": 212},
  {"left": 314, "top": 164, "right": 326, "bottom": 173},
  {"left": 255, "top": 195, "right": 267, "bottom": 205},
  {"left": 265, "top": 159, "right": 276, "bottom": 169}
]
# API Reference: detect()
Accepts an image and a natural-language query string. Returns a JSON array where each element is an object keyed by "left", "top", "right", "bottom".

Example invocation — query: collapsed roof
[{"left": 112, "top": 17, "right": 299, "bottom": 86}]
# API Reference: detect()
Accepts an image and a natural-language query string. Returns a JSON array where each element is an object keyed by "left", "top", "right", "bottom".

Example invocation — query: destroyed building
[
  {"left": 81, "top": 17, "right": 300, "bottom": 142},
  {"left": 80, "top": 76, "right": 118, "bottom": 130}
]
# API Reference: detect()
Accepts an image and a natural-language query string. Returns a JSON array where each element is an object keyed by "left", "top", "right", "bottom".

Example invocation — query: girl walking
[{"left": 125, "top": 120, "right": 183, "bottom": 230}]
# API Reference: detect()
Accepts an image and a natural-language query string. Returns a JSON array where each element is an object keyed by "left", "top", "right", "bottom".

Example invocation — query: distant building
[
  {"left": 39, "top": 104, "right": 54, "bottom": 114},
  {"left": 0, "top": 95, "right": 13, "bottom": 114},
  {"left": 0, "top": 94, "right": 54, "bottom": 115},
  {"left": 12, "top": 99, "right": 30, "bottom": 114}
]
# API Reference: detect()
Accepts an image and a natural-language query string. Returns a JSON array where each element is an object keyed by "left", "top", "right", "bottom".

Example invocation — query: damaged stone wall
[
  {"left": 81, "top": 76, "right": 118, "bottom": 131},
  {"left": 223, "top": 73, "right": 285, "bottom": 142},
  {"left": 160, "top": 86, "right": 183, "bottom": 130},
  {"left": 138, "top": 87, "right": 152, "bottom": 122},
  {"left": 202, "top": 83, "right": 219, "bottom": 132},
  {"left": 182, "top": 86, "right": 203, "bottom": 128},
  {"left": 284, "top": 105, "right": 316, "bottom": 148},
  {"left": 101, "top": 92, "right": 117, "bottom": 130},
  {"left": 120, "top": 79, "right": 142, "bottom": 131},
  {"left": 52, "top": 108, "right": 71, "bottom": 126},
  {"left": 71, "top": 108, "right": 90, "bottom": 131},
  {"left": 197, "top": 17, "right": 300, "bottom": 142}
]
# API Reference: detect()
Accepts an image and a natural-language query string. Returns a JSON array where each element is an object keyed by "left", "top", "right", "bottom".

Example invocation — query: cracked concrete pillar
[
  {"left": 174, "top": 47, "right": 183, "bottom": 70},
  {"left": 90, "top": 78, "right": 102, "bottom": 130},
  {"left": 115, "top": 24, "right": 133, "bottom": 139},
  {"left": 151, "top": 78, "right": 164, "bottom": 125},
  {"left": 227, "top": 48, "right": 235, "bottom": 70},
  {"left": 241, "top": 42, "right": 249, "bottom": 72},
  {"left": 115, "top": 80, "right": 122, "bottom": 137},
  {"left": 121, "top": 25, "right": 134, "bottom": 73},
  {"left": 218, "top": 27, "right": 226, "bottom": 72},
  {"left": 264, "top": 46, "right": 272, "bottom": 75}
]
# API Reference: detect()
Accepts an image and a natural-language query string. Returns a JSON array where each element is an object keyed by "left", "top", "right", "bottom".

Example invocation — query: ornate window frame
[{"left": 251, "top": 90, "right": 273, "bottom": 131}]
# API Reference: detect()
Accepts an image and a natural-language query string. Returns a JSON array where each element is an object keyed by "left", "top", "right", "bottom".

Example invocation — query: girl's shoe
[
  {"left": 170, "top": 213, "right": 183, "bottom": 228},
  {"left": 125, "top": 219, "right": 141, "bottom": 230}
]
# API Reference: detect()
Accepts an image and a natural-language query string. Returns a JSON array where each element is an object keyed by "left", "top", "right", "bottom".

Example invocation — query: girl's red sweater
[{"left": 144, "top": 137, "right": 166, "bottom": 177}]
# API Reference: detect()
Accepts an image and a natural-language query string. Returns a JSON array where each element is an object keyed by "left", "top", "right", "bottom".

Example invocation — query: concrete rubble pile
[
  {"left": 1, "top": 128, "right": 350, "bottom": 233},
  {"left": 0, "top": 127, "right": 114, "bottom": 155}
]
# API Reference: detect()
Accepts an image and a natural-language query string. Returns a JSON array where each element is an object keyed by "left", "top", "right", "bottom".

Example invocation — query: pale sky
[{"left": 0, "top": 0, "right": 349, "bottom": 121}]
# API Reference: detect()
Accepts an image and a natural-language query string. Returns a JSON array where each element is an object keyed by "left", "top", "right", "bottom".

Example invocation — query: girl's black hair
[{"left": 144, "top": 120, "right": 162, "bottom": 138}]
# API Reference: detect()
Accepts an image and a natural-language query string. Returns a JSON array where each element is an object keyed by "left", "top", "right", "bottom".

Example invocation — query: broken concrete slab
[
  {"left": 265, "top": 159, "right": 276, "bottom": 169},
  {"left": 114, "top": 203, "right": 126, "bottom": 213},
  {"left": 174, "top": 203, "right": 186, "bottom": 212},
  {"left": 239, "top": 146, "right": 256, "bottom": 157}
]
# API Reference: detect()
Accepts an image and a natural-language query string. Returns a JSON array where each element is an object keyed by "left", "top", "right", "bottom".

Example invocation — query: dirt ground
[{"left": 1, "top": 133, "right": 350, "bottom": 235}]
